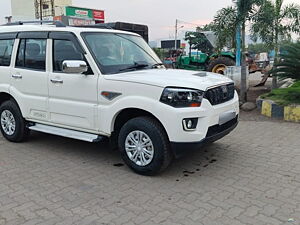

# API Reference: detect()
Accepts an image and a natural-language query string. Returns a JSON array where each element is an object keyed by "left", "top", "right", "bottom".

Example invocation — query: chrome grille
[{"left": 204, "top": 83, "right": 235, "bottom": 105}]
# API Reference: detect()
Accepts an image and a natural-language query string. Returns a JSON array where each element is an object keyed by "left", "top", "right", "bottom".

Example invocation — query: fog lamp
[{"left": 182, "top": 118, "right": 198, "bottom": 131}]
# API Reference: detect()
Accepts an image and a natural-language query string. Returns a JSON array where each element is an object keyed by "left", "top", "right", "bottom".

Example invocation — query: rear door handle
[
  {"left": 12, "top": 74, "right": 22, "bottom": 79},
  {"left": 50, "top": 78, "right": 63, "bottom": 84}
]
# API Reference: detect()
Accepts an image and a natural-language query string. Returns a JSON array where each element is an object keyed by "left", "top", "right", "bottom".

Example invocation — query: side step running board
[{"left": 28, "top": 124, "right": 104, "bottom": 142}]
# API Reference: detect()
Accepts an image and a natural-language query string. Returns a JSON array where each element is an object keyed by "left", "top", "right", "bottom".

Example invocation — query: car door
[
  {"left": 48, "top": 32, "right": 98, "bottom": 131},
  {"left": 10, "top": 33, "right": 49, "bottom": 121},
  {"left": 0, "top": 35, "right": 15, "bottom": 93}
]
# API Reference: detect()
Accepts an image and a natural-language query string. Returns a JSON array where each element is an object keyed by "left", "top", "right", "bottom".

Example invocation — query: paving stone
[{"left": 0, "top": 118, "right": 299, "bottom": 224}]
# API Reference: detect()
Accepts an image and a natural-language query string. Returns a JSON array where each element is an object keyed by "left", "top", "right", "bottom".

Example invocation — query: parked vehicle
[
  {"left": 0, "top": 21, "right": 239, "bottom": 175},
  {"left": 80, "top": 21, "right": 149, "bottom": 43},
  {"left": 176, "top": 32, "right": 236, "bottom": 74},
  {"left": 176, "top": 52, "right": 236, "bottom": 74}
]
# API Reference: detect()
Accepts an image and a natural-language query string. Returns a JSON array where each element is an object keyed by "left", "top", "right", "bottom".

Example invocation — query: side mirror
[{"left": 62, "top": 60, "right": 88, "bottom": 74}]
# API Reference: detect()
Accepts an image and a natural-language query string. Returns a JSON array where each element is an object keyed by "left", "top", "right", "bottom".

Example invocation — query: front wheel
[{"left": 118, "top": 117, "right": 173, "bottom": 175}]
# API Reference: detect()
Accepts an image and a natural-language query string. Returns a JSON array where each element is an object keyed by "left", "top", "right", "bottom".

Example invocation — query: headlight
[{"left": 160, "top": 87, "right": 204, "bottom": 108}]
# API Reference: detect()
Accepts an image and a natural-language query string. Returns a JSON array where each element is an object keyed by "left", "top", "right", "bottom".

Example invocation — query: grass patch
[{"left": 260, "top": 81, "right": 300, "bottom": 106}]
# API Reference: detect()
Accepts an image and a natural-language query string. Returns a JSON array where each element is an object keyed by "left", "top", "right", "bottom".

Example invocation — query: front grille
[
  {"left": 206, "top": 116, "right": 238, "bottom": 138},
  {"left": 204, "top": 83, "right": 235, "bottom": 105}
]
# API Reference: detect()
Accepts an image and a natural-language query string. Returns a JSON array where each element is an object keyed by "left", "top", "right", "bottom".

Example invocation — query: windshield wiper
[{"left": 118, "top": 62, "right": 150, "bottom": 72}]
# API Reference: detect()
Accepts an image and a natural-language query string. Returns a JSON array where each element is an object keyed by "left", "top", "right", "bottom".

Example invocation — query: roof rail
[
  {"left": 75, "top": 24, "right": 113, "bottom": 29},
  {"left": 4, "top": 20, "right": 66, "bottom": 27}
]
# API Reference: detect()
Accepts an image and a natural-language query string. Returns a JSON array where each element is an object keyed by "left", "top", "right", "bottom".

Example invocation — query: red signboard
[{"left": 93, "top": 10, "right": 105, "bottom": 20}]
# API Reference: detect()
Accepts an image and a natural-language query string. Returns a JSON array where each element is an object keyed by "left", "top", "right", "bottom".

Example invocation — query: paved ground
[{"left": 0, "top": 112, "right": 299, "bottom": 225}]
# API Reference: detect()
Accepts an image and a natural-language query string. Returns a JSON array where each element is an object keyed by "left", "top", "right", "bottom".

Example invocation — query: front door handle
[
  {"left": 12, "top": 74, "right": 22, "bottom": 79},
  {"left": 50, "top": 78, "right": 63, "bottom": 84}
]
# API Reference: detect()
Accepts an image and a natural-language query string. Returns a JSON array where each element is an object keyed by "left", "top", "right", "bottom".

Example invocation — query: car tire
[
  {"left": 0, "top": 100, "right": 29, "bottom": 142},
  {"left": 118, "top": 116, "right": 173, "bottom": 175}
]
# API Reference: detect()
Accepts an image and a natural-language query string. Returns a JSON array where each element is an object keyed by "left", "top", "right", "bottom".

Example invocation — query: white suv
[{"left": 0, "top": 21, "right": 239, "bottom": 175}]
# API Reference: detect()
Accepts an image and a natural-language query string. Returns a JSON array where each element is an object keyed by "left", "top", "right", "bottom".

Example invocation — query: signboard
[
  {"left": 161, "top": 40, "right": 181, "bottom": 49},
  {"left": 54, "top": 15, "right": 95, "bottom": 26},
  {"left": 65, "top": 6, "right": 93, "bottom": 19},
  {"left": 93, "top": 10, "right": 104, "bottom": 20},
  {"left": 68, "top": 18, "right": 95, "bottom": 26}
]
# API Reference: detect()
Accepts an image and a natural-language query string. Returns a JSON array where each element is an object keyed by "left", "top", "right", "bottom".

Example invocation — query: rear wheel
[
  {"left": 118, "top": 117, "right": 172, "bottom": 175},
  {"left": 207, "top": 57, "right": 235, "bottom": 74},
  {"left": 0, "top": 100, "right": 29, "bottom": 142}
]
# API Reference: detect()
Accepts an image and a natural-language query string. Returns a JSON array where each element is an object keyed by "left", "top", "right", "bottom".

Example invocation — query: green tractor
[{"left": 176, "top": 32, "right": 236, "bottom": 74}]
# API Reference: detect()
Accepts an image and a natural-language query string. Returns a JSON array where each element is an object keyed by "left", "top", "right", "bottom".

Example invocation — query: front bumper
[
  {"left": 158, "top": 91, "right": 239, "bottom": 143},
  {"left": 170, "top": 116, "right": 238, "bottom": 158}
]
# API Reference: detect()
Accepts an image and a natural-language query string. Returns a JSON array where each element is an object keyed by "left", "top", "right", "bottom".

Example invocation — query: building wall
[
  {"left": 54, "top": 0, "right": 72, "bottom": 7},
  {"left": 0, "top": 0, "right": 12, "bottom": 25},
  {"left": 11, "top": 0, "right": 35, "bottom": 21},
  {"left": 0, "top": 0, "right": 72, "bottom": 24},
  {"left": 53, "top": 0, "right": 72, "bottom": 16}
]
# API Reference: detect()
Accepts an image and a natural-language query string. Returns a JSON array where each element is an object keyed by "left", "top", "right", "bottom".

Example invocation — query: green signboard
[{"left": 65, "top": 6, "right": 93, "bottom": 19}]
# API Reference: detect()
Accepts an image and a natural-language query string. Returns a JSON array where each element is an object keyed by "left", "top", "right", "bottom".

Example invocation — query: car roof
[{"left": 0, "top": 24, "right": 140, "bottom": 37}]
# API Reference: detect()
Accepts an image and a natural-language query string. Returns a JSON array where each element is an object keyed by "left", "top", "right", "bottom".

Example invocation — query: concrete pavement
[{"left": 0, "top": 113, "right": 299, "bottom": 225}]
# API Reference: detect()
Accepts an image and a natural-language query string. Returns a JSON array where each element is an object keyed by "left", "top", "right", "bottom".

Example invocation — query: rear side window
[
  {"left": 0, "top": 39, "right": 14, "bottom": 67},
  {"left": 53, "top": 39, "right": 85, "bottom": 72},
  {"left": 16, "top": 39, "right": 47, "bottom": 71}
]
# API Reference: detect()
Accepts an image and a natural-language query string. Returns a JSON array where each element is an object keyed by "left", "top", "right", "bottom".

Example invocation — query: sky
[{"left": 73, "top": 0, "right": 298, "bottom": 41}]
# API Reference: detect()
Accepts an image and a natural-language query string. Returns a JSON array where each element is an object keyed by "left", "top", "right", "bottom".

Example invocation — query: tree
[
  {"left": 210, "top": 6, "right": 238, "bottom": 51},
  {"left": 152, "top": 48, "right": 167, "bottom": 60},
  {"left": 251, "top": 0, "right": 300, "bottom": 87},
  {"left": 209, "top": 1, "right": 257, "bottom": 51},
  {"left": 236, "top": 0, "right": 260, "bottom": 102},
  {"left": 272, "top": 41, "right": 300, "bottom": 81},
  {"left": 196, "top": 23, "right": 215, "bottom": 33},
  {"left": 247, "top": 43, "right": 273, "bottom": 54},
  {"left": 184, "top": 32, "right": 210, "bottom": 56},
  {"left": 208, "top": 1, "right": 258, "bottom": 102}
]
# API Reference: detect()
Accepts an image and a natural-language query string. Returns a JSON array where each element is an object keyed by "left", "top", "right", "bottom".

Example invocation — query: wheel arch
[
  {"left": 0, "top": 92, "right": 25, "bottom": 117},
  {"left": 112, "top": 108, "right": 168, "bottom": 137},
  {"left": 0, "top": 92, "right": 17, "bottom": 106}
]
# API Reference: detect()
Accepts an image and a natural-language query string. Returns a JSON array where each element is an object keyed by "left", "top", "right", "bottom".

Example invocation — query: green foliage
[
  {"left": 196, "top": 23, "right": 215, "bottom": 32},
  {"left": 247, "top": 43, "right": 273, "bottom": 54},
  {"left": 211, "top": 6, "right": 238, "bottom": 51},
  {"left": 271, "top": 41, "right": 300, "bottom": 80},
  {"left": 236, "top": 0, "right": 259, "bottom": 21},
  {"left": 152, "top": 48, "right": 168, "bottom": 60},
  {"left": 261, "top": 81, "right": 300, "bottom": 105},
  {"left": 250, "top": 0, "right": 300, "bottom": 47},
  {"left": 184, "top": 32, "right": 213, "bottom": 55},
  {"left": 208, "top": 1, "right": 258, "bottom": 51}
]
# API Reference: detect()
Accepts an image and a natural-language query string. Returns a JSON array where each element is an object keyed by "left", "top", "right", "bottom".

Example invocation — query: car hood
[{"left": 104, "top": 69, "right": 234, "bottom": 90}]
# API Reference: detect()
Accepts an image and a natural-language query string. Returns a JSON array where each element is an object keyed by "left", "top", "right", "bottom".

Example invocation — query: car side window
[
  {"left": 53, "top": 39, "right": 83, "bottom": 72},
  {"left": 16, "top": 39, "right": 47, "bottom": 71},
  {"left": 0, "top": 39, "right": 14, "bottom": 67}
]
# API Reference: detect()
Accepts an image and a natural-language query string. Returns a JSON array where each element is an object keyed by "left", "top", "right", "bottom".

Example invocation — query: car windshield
[{"left": 82, "top": 32, "right": 162, "bottom": 74}]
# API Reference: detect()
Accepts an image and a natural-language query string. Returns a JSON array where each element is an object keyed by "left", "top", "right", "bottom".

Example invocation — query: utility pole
[
  {"left": 39, "top": 0, "right": 43, "bottom": 21},
  {"left": 240, "top": 22, "right": 247, "bottom": 102},
  {"left": 235, "top": 0, "right": 247, "bottom": 103},
  {"left": 175, "top": 19, "right": 178, "bottom": 50},
  {"left": 235, "top": 24, "right": 241, "bottom": 67}
]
